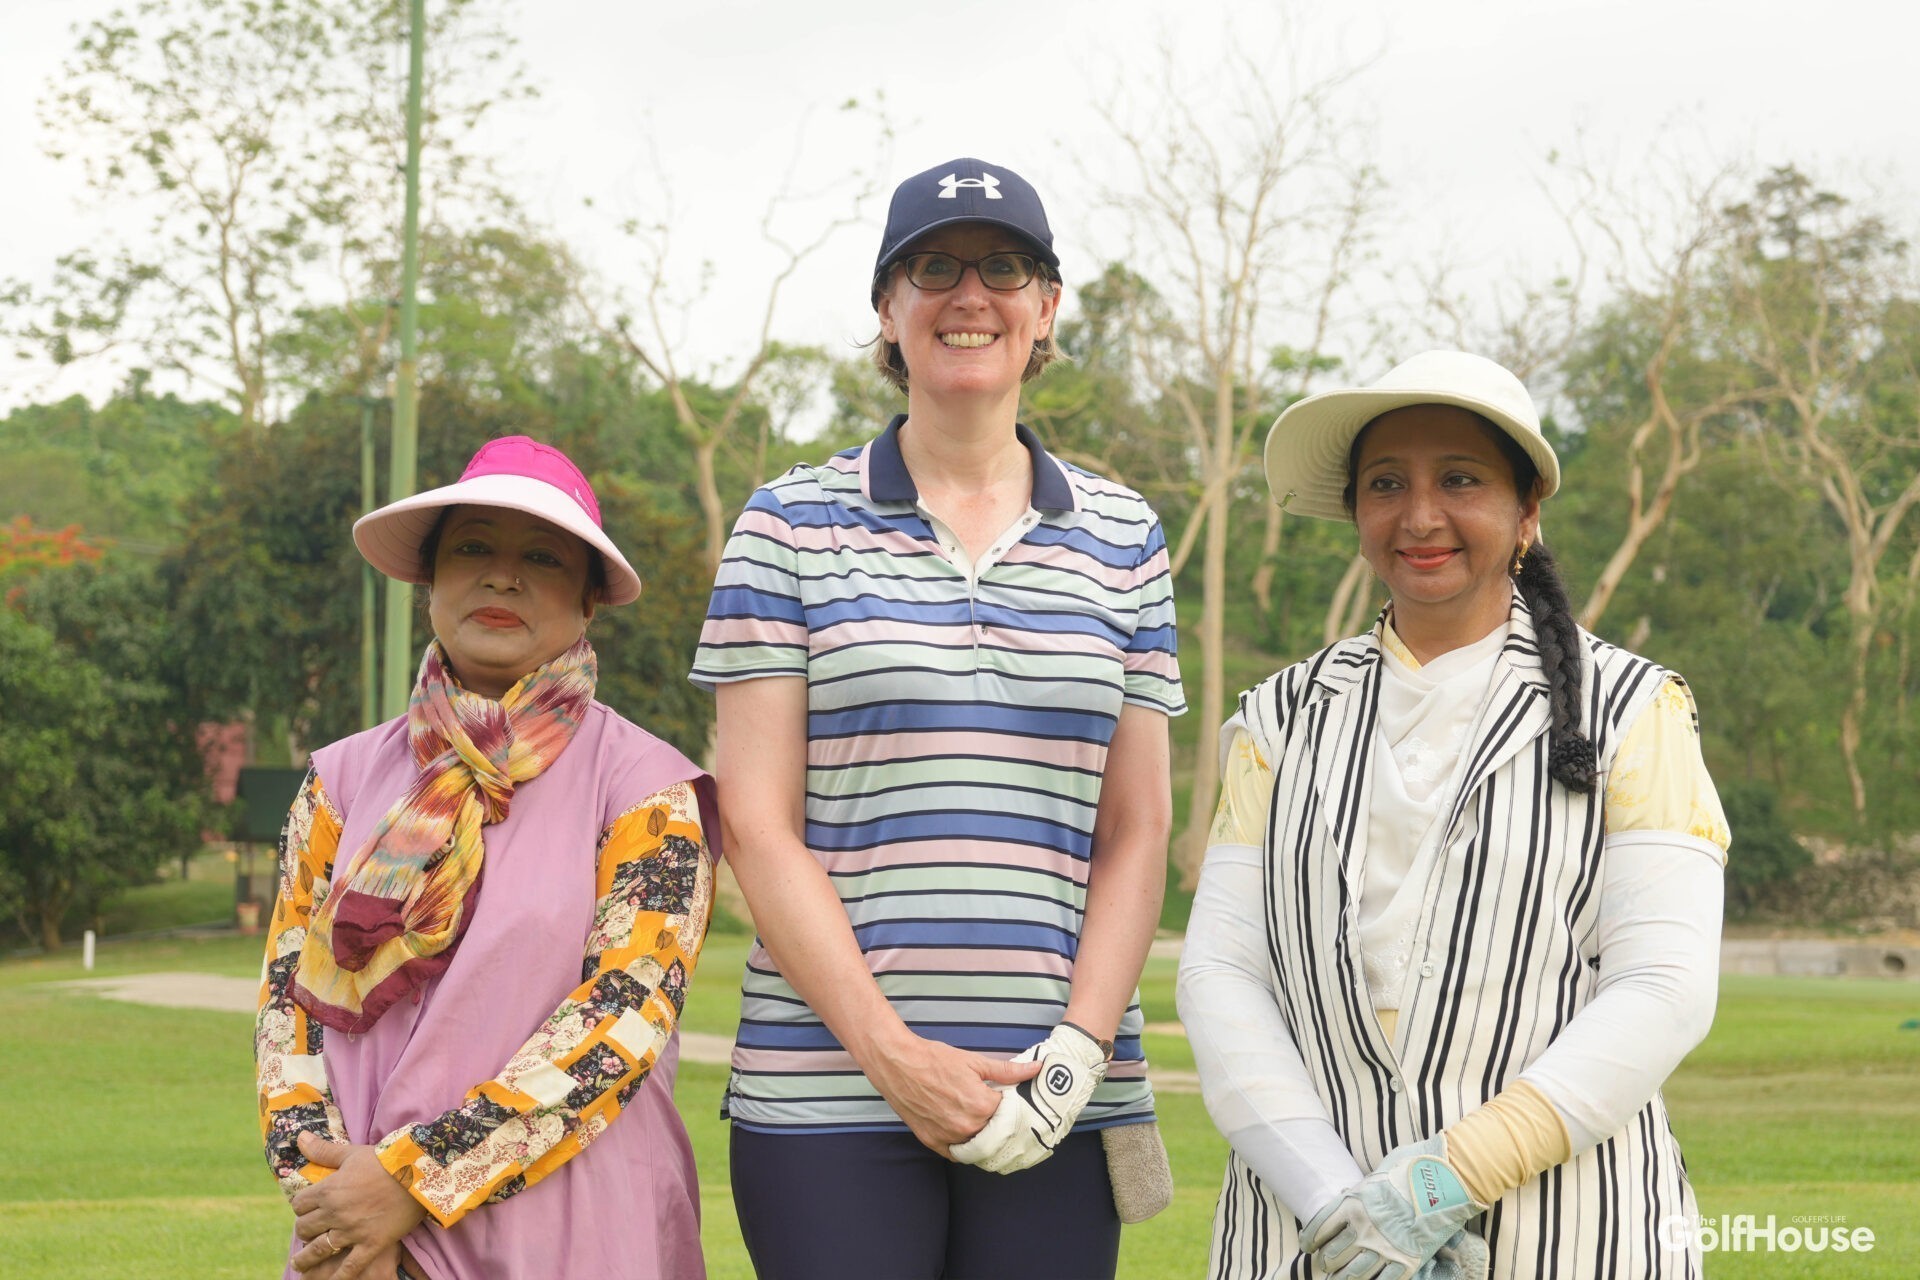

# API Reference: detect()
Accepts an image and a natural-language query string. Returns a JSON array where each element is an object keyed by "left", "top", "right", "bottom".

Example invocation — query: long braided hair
[{"left": 1344, "top": 417, "right": 1595, "bottom": 793}]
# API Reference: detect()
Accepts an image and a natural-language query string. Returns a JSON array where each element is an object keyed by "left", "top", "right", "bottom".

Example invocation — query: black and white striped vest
[{"left": 1208, "top": 598, "right": 1703, "bottom": 1279}]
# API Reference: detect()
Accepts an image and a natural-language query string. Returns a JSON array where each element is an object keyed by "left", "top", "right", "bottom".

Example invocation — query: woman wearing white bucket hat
[
  {"left": 1179, "top": 352, "right": 1730, "bottom": 1278},
  {"left": 253, "top": 436, "right": 719, "bottom": 1279}
]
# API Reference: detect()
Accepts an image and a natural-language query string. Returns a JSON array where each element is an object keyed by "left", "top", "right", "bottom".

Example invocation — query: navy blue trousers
[{"left": 730, "top": 1125, "right": 1121, "bottom": 1279}]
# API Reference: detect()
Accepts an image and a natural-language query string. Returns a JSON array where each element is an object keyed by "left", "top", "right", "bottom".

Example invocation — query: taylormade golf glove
[
  {"left": 1300, "top": 1135, "right": 1486, "bottom": 1279},
  {"left": 948, "top": 1022, "right": 1108, "bottom": 1174}
]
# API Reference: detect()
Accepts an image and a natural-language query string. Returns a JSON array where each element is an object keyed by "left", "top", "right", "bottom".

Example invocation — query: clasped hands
[
  {"left": 1301, "top": 1136, "right": 1490, "bottom": 1280},
  {"left": 285, "top": 1131, "right": 427, "bottom": 1278},
  {"left": 947, "top": 1022, "right": 1109, "bottom": 1174},
  {"left": 868, "top": 1021, "right": 1108, "bottom": 1174}
]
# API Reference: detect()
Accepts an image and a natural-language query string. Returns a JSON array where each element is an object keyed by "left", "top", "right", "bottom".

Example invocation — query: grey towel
[{"left": 1102, "top": 1121, "right": 1174, "bottom": 1223}]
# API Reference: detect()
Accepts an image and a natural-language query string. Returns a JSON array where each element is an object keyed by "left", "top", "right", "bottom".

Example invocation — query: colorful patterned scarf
[{"left": 293, "top": 635, "right": 597, "bottom": 1033}]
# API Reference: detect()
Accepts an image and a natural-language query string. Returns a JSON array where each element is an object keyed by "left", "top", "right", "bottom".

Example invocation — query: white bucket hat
[
  {"left": 1264, "top": 350, "right": 1560, "bottom": 521},
  {"left": 353, "top": 435, "right": 643, "bottom": 605}
]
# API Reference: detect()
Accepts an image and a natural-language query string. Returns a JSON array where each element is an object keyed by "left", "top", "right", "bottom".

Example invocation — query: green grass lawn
[{"left": 1, "top": 935, "right": 1914, "bottom": 1277}]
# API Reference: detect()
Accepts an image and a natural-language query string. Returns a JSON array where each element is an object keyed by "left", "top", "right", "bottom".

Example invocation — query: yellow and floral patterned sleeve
[
  {"left": 1605, "top": 677, "right": 1731, "bottom": 860},
  {"left": 255, "top": 767, "right": 351, "bottom": 1200},
  {"left": 1210, "top": 726, "right": 1278, "bottom": 848},
  {"left": 373, "top": 780, "right": 716, "bottom": 1228}
]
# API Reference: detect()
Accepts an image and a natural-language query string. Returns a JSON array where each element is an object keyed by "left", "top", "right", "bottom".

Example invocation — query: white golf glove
[
  {"left": 1416, "top": 1228, "right": 1489, "bottom": 1280},
  {"left": 948, "top": 1022, "right": 1109, "bottom": 1174},
  {"left": 1301, "top": 1135, "right": 1486, "bottom": 1279}
]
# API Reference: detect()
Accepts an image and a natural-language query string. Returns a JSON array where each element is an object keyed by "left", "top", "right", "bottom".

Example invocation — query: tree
[
  {"left": 578, "top": 105, "right": 889, "bottom": 571},
  {"left": 1554, "top": 166, "right": 1774, "bottom": 631},
  {"left": 1092, "top": 38, "right": 1382, "bottom": 882},
  {"left": 0, "top": 517, "right": 107, "bottom": 603},
  {"left": 0, "top": 381, "right": 235, "bottom": 549},
  {"left": 1721, "top": 168, "right": 1920, "bottom": 819},
  {"left": 0, "top": 609, "right": 107, "bottom": 949},
  {"left": 4, "top": 561, "right": 211, "bottom": 949},
  {"left": 1411, "top": 148, "right": 1774, "bottom": 635},
  {"left": 7, "top": 0, "right": 525, "bottom": 423}
]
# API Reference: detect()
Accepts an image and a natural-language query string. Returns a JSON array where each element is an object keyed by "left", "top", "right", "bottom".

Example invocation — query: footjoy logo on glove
[{"left": 1045, "top": 1064, "right": 1074, "bottom": 1094}]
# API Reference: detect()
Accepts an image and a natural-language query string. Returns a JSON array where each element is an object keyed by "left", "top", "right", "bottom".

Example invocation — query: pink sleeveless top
[{"left": 302, "top": 702, "right": 713, "bottom": 1280}]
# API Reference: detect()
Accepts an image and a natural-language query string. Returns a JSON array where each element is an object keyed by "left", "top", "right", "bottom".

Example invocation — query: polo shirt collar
[{"left": 863, "top": 414, "right": 1078, "bottom": 513}]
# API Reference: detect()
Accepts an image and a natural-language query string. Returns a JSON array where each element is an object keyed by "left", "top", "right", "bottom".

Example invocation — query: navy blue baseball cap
[{"left": 871, "top": 157, "right": 1058, "bottom": 303}]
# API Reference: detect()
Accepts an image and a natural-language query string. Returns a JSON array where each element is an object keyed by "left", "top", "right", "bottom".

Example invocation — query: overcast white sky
[{"left": 4, "top": 0, "right": 1917, "bottom": 412}]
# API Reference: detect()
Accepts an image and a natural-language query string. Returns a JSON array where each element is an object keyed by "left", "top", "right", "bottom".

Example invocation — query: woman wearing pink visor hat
[{"left": 253, "top": 435, "right": 719, "bottom": 1279}]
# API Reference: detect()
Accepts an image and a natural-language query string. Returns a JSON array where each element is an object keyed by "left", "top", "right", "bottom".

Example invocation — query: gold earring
[{"left": 1512, "top": 538, "right": 1532, "bottom": 576}]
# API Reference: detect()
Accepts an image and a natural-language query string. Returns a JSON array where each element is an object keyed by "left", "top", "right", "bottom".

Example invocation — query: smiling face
[
  {"left": 874, "top": 223, "right": 1060, "bottom": 411},
  {"left": 1351, "top": 405, "right": 1541, "bottom": 649},
  {"left": 425, "top": 505, "right": 596, "bottom": 699}
]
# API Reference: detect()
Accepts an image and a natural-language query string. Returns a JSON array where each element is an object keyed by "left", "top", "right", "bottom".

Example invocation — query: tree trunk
[
  {"left": 1841, "top": 575, "right": 1873, "bottom": 818},
  {"left": 694, "top": 435, "right": 726, "bottom": 574},
  {"left": 1578, "top": 456, "right": 1686, "bottom": 631},
  {"left": 1625, "top": 615, "right": 1652, "bottom": 652},
  {"left": 1324, "top": 554, "right": 1372, "bottom": 645},
  {"left": 1251, "top": 499, "right": 1283, "bottom": 615},
  {"left": 1578, "top": 367, "right": 1705, "bottom": 630},
  {"left": 1177, "top": 498, "right": 1229, "bottom": 889},
  {"left": 1897, "top": 542, "right": 1920, "bottom": 745},
  {"left": 1175, "top": 383, "right": 1238, "bottom": 889},
  {"left": 39, "top": 905, "right": 63, "bottom": 953}
]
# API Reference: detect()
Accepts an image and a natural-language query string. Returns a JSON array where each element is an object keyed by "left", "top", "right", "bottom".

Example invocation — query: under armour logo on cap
[
  {"left": 938, "top": 172, "right": 1001, "bottom": 199},
  {"left": 872, "top": 157, "right": 1058, "bottom": 302}
]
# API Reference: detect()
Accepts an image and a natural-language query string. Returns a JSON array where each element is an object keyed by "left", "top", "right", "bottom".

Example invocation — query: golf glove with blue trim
[
  {"left": 1417, "top": 1228, "right": 1489, "bottom": 1280},
  {"left": 1301, "top": 1135, "right": 1486, "bottom": 1279},
  {"left": 949, "top": 1022, "right": 1108, "bottom": 1174}
]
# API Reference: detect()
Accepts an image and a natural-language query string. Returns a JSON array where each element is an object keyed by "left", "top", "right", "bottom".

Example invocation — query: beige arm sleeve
[{"left": 1443, "top": 1080, "right": 1573, "bottom": 1206}]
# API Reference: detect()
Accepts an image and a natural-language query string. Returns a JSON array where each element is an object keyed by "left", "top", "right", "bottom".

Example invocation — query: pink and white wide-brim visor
[{"left": 352, "top": 472, "right": 643, "bottom": 605}]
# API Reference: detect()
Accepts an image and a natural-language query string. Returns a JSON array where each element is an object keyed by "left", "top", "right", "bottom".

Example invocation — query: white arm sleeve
[
  {"left": 1519, "top": 831, "right": 1724, "bottom": 1150},
  {"left": 1177, "top": 840, "right": 1367, "bottom": 1222}
]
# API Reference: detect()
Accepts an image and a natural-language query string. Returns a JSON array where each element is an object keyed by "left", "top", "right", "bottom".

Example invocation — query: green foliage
[
  {"left": 7, "top": 0, "right": 527, "bottom": 424},
  {"left": 0, "top": 610, "right": 103, "bottom": 947},
  {"left": 1718, "top": 781, "right": 1816, "bottom": 917},
  {"left": 2, "top": 560, "right": 212, "bottom": 949},
  {"left": 0, "top": 385, "right": 234, "bottom": 549}
]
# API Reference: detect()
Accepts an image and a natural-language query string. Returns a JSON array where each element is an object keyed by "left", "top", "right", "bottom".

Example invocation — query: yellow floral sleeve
[
  {"left": 255, "top": 767, "right": 352, "bottom": 1200},
  {"left": 1605, "top": 677, "right": 1731, "bottom": 860},
  {"left": 373, "top": 780, "right": 716, "bottom": 1228},
  {"left": 1210, "top": 727, "right": 1277, "bottom": 848}
]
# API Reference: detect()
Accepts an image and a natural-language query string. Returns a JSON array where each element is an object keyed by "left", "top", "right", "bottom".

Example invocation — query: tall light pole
[
  {"left": 361, "top": 396, "right": 381, "bottom": 728},
  {"left": 380, "top": 0, "right": 426, "bottom": 719}
]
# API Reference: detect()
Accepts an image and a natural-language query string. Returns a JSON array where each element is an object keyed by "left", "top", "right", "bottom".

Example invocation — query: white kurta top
[{"left": 1360, "top": 621, "right": 1507, "bottom": 1010}]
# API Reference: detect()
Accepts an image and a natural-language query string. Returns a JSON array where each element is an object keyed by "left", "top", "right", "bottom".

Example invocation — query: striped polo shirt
[{"left": 692, "top": 416, "right": 1185, "bottom": 1134}]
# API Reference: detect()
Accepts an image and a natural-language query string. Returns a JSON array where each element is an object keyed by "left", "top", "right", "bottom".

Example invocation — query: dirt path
[
  {"left": 52, "top": 973, "right": 738, "bottom": 1066},
  {"left": 52, "top": 971, "right": 1204, "bottom": 1090}
]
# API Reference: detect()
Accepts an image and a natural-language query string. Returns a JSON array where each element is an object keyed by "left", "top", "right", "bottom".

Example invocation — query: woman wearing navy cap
[{"left": 693, "top": 159, "right": 1185, "bottom": 1278}]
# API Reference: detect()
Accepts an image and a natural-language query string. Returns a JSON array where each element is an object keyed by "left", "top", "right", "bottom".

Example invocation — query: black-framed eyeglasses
[{"left": 899, "top": 252, "right": 1041, "bottom": 292}]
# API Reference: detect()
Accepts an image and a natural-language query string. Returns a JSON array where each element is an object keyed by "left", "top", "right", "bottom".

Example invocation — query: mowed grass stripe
[{"left": 1, "top": 1196, "right": 281, "bottom": 1213}]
